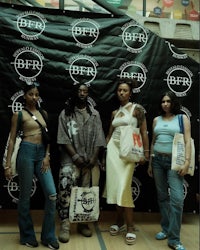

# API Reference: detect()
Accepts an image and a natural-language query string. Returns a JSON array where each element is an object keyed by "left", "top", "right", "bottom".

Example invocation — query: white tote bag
[
  {"left": 171, "top": 114, "right": 195, "bottom": 176},
  {"left": 69, "top": 186, "right": 99, "bottom": 223},
  {"left": 2, "top": 134, "right": 22, "bottom": 175},
  {"left": 171, "top": 133, "right": 195, "bottom": 176},
  {"left": 119, "top": 125, "right": 144, "bottom": 163},
  {"left": 2, "top": 111, "right": 22, "bottom": 175}
]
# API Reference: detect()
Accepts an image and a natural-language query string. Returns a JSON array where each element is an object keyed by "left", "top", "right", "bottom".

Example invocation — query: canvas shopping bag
[
  {"left": 2, "top": 111, "right": 22, "bottom": 175},
  {"left": 171, "top": 115, "right": 195, "bottom": 176},
  {"left": 171, "top": 133, "right": 195, "bottom": 176},
  {"left": 119, "top": 125, "right": 144, "bottom": 163},
  {"left": 119, "top": 104, "right": 144, "bottom": 163},
  {"left": 69, "top": 186, "right": 100, "bottom": 223}
]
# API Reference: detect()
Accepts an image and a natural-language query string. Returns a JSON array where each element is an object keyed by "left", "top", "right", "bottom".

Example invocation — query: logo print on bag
[
  {"left": 79, "top": 191, "right": 97, "bottom": 212},
  {"left": 133, "top": 133, "right": 142, "bottom": 147}
]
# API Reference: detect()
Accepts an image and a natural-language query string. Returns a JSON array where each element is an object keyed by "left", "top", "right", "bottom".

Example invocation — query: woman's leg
[
  {"left": 152, "top": 155, "right": 169, "bottom": 234},
  {"left": 34, "top": 144, "right": 57, "bottom": 244},
  {"left": 17, "top": 142, "right": 37, "bottom": 244},
  {"left": 116, "top": 205, "right": 124, "bottom": 226},
  {"left": 167, "top": 169, "right": 184, "bottom": 246},
  {"left": 124, "top": 207, "right": 134, "bottom": 232}
]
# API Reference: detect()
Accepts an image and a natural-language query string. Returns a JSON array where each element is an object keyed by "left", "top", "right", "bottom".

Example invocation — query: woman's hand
[
  {"left": 41, "top": 155, "right": 51, "bottom": 173},
  {"left": 178, "top": 165, "right": 188, "bottom": 176},
  {"left": 4, "top": 167, "right": 13, "bottom": 180},
  {"left": 138, "top": 157, "right": 147, "bottom": 165},
  {"left": 147, "top": 165, "right": 153, "bottom": 177}
]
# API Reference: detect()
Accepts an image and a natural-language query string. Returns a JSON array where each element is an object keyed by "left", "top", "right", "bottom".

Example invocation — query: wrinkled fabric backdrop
[{"left": 0, "top": 2, "right": 199, "bottom": 212}]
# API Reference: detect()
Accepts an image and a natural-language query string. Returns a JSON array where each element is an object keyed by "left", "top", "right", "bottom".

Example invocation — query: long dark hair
[
  {"left": 23, "top": 83, "right": 47, "bottom": 122},
  {"left": 65, "top": 84, "right": 92, "bottom": 116},
  {"left": 159, "top": 91, "right": 181, "bottom": 115}
]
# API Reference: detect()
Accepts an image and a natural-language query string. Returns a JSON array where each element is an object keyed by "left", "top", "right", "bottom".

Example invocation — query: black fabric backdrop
[{"left": 0, "top": 2, "right": 199, "bottom": 212}]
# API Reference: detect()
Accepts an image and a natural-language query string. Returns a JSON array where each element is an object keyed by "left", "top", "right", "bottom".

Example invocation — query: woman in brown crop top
[{"left": 4, "top": 83, "right": 59, "bottom": 249}]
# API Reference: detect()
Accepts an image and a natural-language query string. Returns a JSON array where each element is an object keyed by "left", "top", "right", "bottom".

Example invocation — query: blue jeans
[
  {"left": 17, "top": 141, "right": 57, "bottom": 244},
  {"left": 152, "top": 153, "right": 184, "bottom": 245}
]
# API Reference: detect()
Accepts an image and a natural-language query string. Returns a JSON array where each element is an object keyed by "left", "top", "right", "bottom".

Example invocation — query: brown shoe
[
  {"left": 58, "top": 219, "right": 70, "bottom": 243},
  {"left": 77, "top": 224, "right": 92, "bottom": 237}
]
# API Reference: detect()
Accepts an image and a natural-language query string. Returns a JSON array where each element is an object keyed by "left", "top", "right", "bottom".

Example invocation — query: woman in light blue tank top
[{"left": 147, "top": 91, "right": 191, "bottom": 250}]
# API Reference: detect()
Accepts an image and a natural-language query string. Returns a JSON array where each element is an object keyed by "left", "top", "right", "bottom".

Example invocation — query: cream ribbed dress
[{"left": 106, "top": 103, "right": 137, "bottom": 207}]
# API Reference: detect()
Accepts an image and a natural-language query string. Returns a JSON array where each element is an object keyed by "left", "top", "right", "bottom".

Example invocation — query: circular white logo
[
  {"left": 4, "top": 174, "right": 37, "bottom": 203},
  {"left": 11, "top": 47, "right": 44, "bottom": 84},
  {"left": 79, "top": 190, "right": 97, "bottom": 212},
  {"left": 119, "top": 61, "right": 148, "bottom": 93},
  {"left": 121, "top": 22, "right": 148, "bottom": 53},
  {"left": 71, "top": 18, "right": 99, "bottom": 48},
  {"left": 8, "top": 90, "right": 42, "bottom": 113},
  {"left": 68, "top": 55, "right": 98, "bottom": 86},
  {"left": 165, "top": 65, "right": 193, "bottom": 97},
  {"left": 17, "top": 11, "right": 47, "bottom": 40},
  {"left": 166, "top": 41, "right": 187, "bottom": 59}
]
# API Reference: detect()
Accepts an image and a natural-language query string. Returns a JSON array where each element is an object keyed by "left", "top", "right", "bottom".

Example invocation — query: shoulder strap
[
  {"left": 129, "top": 104, "right": 136, "bottom": 125},
  {"left": 38, "top": 108, "right": 48, "bottom": 124},
  {"left": 24, "top": 108, "right": 43, "bottom": 128},
  {"left": 130, "top": 103, "right": 136, "bottom": 114},
  {"left": 17, "top": 111, "right": 22, "bottom": 132},
  {"left": 178, "top": 114, "right": 184, "bottom": 133}
]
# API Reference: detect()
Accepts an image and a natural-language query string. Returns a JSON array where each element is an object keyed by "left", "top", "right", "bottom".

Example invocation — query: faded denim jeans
[
  {"left": 152, "top": 152, "right": 184, "bottom": 245},
  {"left": 17, "top": 141, "right": 57, "bottom": 244}
]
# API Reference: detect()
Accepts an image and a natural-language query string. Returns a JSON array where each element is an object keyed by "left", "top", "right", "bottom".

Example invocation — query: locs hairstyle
[{"left": 65, "top": 84, "right": 91, "bottom": 116}]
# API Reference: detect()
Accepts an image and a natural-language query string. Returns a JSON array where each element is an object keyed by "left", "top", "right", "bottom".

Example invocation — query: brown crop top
[{"left": 21, "top": 109, "right": 47, "bottom": 137}]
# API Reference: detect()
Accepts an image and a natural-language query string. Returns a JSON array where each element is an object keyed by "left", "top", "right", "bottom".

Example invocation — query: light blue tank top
[{"left": 153, "top": 115, "right": 180, "bottom": 154}]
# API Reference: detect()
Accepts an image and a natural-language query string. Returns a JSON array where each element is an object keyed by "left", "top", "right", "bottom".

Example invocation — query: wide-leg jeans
[
  {"left": 152, "top": 153, "right": 184, "bottom": 245},
  {"left": 17, "top": 141, "right": 57, "bottom": 244}
]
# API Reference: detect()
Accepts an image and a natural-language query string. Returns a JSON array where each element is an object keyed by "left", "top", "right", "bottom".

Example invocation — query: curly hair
[
  {"left": 159, "top": 91, "right": 181, "bottom": 115},
  {"left": 116, "top": 77, "right": 137, "bottom": 91}
]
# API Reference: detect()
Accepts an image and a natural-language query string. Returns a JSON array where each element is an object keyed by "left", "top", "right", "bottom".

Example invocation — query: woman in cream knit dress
[{"left": 105, "top": 78, "right": 149, "bottom": 245}]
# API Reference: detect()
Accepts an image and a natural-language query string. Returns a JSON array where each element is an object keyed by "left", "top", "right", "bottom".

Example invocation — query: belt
[{"left": 154, "top": 152, "right": 172, "bottom": 157}]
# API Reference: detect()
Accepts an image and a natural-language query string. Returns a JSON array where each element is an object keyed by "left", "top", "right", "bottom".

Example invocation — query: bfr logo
[
  {"left": 3, "top": 174, "right": 37, "bottom": 204},
  {"left": 11, "top": 47, "right": 44, "bottom": 83},
  {"left": 68, "top": 55, "right": 98, "bottom": 86},
  {"left": 165, "top": 65, "right": 193, "bottom": 96}
]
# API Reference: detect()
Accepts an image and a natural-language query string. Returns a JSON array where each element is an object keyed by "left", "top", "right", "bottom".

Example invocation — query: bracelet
[
  {"left": 4, "top": 166, "right": 10, "bottom": 170},
  {"left": 185, "top": 158, "right": 190, "bottom": 161},
  {"left": 72, "top": 153, "right": 80, "bottom": 162}
]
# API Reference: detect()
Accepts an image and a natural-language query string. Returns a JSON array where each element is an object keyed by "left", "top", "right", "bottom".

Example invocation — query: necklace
[{"left": 77, "top": 107, "right": 86, "bottom": 112}]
